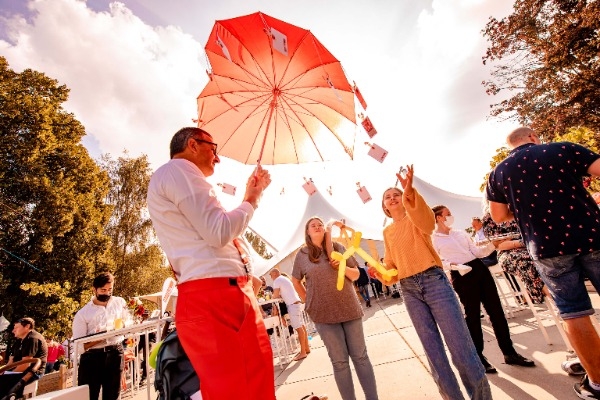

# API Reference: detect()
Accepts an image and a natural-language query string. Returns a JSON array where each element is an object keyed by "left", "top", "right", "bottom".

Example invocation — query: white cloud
[{"left": 1, "top": 0, "right": 205, "bottom": 169}]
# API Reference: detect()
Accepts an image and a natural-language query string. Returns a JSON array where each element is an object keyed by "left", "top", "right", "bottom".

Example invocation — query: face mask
[
  {"left": 96, "top": 294, "right": 111, "bottom": 302},
  {"left": 444, "top": 215, "right": 455, "bottom": 227}
]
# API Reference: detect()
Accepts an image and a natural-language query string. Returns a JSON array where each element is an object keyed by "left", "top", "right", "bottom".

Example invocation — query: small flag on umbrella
[
  {"left": 353, "top": 81, "right": 367, "bottom": 110},
  {"left": 270, "top": 27, "right": 288, "bottom": 56},
  {"left": 216, "top": 34, "right": 232, "bottom": 61},
  {"left": 356, "top": 182, "right": 372, "bottom": 204},
  {"left": 360, "top": 115, "right": 377, "bottom": 138},
  {"left": 366, "top": 142, "right": 388, "bottom": 163},
  {"left": 326, "top": 76, "right": 342, "bottom": 101},
  {"left": 217, "top": 183, "right": 236, "bottom": 196},
  {"left": 303, "top": 177, "right": 317, "bottom": 196}
]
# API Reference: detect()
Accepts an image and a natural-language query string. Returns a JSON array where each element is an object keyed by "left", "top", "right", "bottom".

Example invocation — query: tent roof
[{"left": 252, "top": 175, "right": 483, "bottom": 277}]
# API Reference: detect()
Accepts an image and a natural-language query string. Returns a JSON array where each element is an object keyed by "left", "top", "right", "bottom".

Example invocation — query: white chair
[
  {"left": 488, "top": 264, "right": 518, "bottom": 318},
  {"left": 263, "top": 316, "right": 290, "bottom": 369},
  {"left": 22, "top": 380, "right": 38, "bottom": 398}
]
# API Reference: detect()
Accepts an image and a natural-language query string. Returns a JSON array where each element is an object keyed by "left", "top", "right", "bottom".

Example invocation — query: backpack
[{"left": 154, "top": 329, "right": 200, "bottom": 400}]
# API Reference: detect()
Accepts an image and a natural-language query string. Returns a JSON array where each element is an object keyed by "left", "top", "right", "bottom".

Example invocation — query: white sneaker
[{"left": 562, "top": 359, "right": 586, "bottom": 375}]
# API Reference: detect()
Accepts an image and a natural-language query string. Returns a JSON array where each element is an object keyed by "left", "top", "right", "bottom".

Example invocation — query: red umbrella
[{"left": 197, "top": 12, "right": 357, "bottom": 165}]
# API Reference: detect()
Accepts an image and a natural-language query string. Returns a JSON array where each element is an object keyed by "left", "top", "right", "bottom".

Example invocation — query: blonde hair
[{"left": 381, "top": 187, "right": 403, "bottom": 217}]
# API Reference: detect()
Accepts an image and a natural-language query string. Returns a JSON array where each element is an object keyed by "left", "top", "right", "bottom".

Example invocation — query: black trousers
[
  {"left": 451, "top": 258, "right": 516, "bottom": 357},
  {"left": 78, "top": 345, "right": 124, "bottom": 400}
]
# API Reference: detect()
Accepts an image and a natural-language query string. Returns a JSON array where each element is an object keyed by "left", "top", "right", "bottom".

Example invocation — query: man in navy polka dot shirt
[{"left": 486, "top": 126, "right": 600, "bottom": 399}]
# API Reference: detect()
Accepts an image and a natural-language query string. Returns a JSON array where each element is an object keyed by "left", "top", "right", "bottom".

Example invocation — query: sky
[{"left": 0, "top": 0, "right": 517, "bottom": 248}]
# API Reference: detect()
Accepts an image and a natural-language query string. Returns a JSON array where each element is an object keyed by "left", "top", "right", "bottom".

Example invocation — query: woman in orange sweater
[{"left": 373, "top": 165, "right": 491, "bottom": 400}]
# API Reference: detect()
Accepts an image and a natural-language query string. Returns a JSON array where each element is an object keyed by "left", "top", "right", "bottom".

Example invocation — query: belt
[
  {"left": 178, "top": 276, "right": 249, "bottom": 293},
  {"left": 292, "top": 301, "right": 302, "bottom": 305},
  {"left": 86, "top": 344, "right": 121, "bottom": 353}
]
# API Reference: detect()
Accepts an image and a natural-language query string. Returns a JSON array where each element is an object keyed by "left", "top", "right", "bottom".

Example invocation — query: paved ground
[{"left": 127, "top": 278, "right": 599, "bottom": 400}]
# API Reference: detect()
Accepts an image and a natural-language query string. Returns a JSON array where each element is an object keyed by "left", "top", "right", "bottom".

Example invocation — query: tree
[
  {"left": 0, "top": 57, "right": 113, "bottom": 336},
  {"left": 100, "top": 153, "right": 169, "bottom": 300},
  {"left": 245, "top": 230, "right": 273, "bottom": 260},
  {"left": 483, "top": 1, "right": 600, "bottom": 139}
]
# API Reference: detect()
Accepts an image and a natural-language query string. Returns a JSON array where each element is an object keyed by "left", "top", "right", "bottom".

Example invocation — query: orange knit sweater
[{"left": 382, "top": 189, "right": 442, "bottom": 280}]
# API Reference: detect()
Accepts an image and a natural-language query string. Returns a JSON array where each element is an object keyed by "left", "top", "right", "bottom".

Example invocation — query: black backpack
[{"left": 154, "top": 329, "right": 200, "bottom": 400}]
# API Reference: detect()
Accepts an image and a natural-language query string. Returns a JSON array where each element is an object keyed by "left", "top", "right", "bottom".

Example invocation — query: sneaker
[
  {"left": 504, "top": 353, "right": 535, "bottom": 367},
  {"left": 574, "top": 375, "right": 600, "bottom": 399},
  {"left": 562, "top": 359, "right": 586, "bottom": 376}
]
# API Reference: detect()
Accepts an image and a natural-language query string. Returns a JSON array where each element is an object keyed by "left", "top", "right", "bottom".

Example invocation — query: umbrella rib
[{"left": 277, "top": 93, "right": 349, "bottom": 162}]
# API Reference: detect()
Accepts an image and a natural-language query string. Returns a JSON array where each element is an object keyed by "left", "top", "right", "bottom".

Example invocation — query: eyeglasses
[{"left": 192, "top": 138, "right": 218, "bottom": 156}]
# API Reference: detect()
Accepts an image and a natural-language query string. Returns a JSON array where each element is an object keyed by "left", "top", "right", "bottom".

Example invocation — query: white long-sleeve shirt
[
  {"left": 147, "top": 158, "right": 255, "bottom": 283},
  {"left": 432, "top": 229, "right": 495, "bottom": 269},
  {"left": 72, "top": 296, "right": 127, "bottom": 352}
]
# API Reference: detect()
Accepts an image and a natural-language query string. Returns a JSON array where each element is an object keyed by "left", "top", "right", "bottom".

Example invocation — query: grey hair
[{"left": 169, "top": 127, "right": 211, "bottom": 159}]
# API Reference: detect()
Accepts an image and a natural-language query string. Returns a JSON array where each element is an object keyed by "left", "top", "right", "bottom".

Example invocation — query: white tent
[
  {"left": 139, "top": 288, "right": 178, "bottom": 315},
  {"left": 252, "top": 175, "right": 483, "bottom": 278}
]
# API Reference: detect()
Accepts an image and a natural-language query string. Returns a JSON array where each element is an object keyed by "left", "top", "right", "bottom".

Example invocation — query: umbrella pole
[{"left": 256, "top": 95, "right": 278, "bottom": 165}]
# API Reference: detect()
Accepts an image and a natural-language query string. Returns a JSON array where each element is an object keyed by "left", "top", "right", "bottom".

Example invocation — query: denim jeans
[
  {"left": 357, "top": 285, "right": 370, "bottom": 302},
  {"left": 534, "top": 250, "right": 600, "bottom": 319},
  {"left": 400, "top": 267, "right": 491, "bottom": 400},
  {"left": 315, "top": 318, "right": 378, "bottom": 400}
]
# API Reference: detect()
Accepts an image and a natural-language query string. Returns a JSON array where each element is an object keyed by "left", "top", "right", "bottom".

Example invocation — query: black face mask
[{"left": 96, "top": 294, "right": 111, "bottom": 302}]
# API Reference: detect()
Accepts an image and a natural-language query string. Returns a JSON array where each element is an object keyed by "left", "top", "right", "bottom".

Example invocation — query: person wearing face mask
[
  {"left": 432, "top": 205, "right": 535, "bottom": 374},
  {"left": 72, "top": 272, "right": 127, "bottom": 400}
]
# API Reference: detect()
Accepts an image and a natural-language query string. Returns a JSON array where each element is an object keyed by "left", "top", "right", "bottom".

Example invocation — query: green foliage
[
  {"left": 245, "top": 231, "right": 273, "bottom": 260},
  {"left": 0, "top": 57, "right": 113, "bottom": 328},
  {"left": 483, "top": 1, "right": 600, "bottom": 139},
  {"left": 20, "top": 282, "right": 82, "bottom": 338},
  {"left": 100, "top": 153, "right": 169, "bottom": 299}
]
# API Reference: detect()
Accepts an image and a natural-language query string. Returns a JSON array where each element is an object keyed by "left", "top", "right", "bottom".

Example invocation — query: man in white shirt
[
  {"left": 71, "top": 272, "right": 127, "bottom": 400},
  {"left": 147, "top": 127, "right": 273, "bottom": 400},
  {"left": 269, "top": 269, "right": 310, "bottom": 361}
]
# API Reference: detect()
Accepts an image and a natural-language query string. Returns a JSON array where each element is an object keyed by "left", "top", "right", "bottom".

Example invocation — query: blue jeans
[
  {"left": 357, "top": 285, "right": 370, "bottom": 302},
  {"left": 315, "top": 318, "right": 378, "bottom": 400},
  {"left": 400, "top": 267, "right": 491, "bottom": 400},
  {"left": 534, "top": 250, "right": 600, "bottom": 319}
]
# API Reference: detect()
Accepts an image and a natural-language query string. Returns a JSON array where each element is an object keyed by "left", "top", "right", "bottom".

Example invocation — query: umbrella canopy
[{"left": 197, "top": 11, "right": 357, "bottom": 165}]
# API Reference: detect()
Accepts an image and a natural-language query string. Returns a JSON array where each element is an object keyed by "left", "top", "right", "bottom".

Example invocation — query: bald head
[
  {"left": 506, "top": 127, "right": 541, "bottom": 149},
  {"left": 269, "top": 269, "right": 281, "bottom": 279}
]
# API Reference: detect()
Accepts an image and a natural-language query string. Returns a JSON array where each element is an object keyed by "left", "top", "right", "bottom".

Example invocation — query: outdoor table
[{"left": 71, "top": 318, "right": 167, "bottom": 400}]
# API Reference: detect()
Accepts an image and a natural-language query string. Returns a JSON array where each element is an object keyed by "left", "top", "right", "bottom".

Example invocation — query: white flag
[
  {"left": 367, "top": 143, "right": 388, "bottom": 163},
  {"left": 219, "top": 183, "right": 237, "bottom": 196},
  {"left": 302, "top": 180, "right": 317, "bottom": 196},
  {"left": 357, "top": 186, "right": 372, "bottom": 204},
  {"left": 216, "top": 34, "right": 232, "bottom": 61},
  {"left": 270, "top": 27, "right": 288, "bottom": 56}
]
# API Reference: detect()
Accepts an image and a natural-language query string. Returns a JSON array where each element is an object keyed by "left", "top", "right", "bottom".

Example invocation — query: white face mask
[{"left": 444, "top": 215, "right": 455, "bottom": 227}]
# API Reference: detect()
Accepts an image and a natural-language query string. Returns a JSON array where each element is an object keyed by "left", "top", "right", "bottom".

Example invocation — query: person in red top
[{"left": 45, "top": 337, "right": 65, "bottom": 373}]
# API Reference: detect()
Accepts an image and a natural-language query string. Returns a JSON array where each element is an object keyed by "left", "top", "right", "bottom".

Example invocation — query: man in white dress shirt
[
  {"left": 269, "top": 269, "right": 310, "bottom": 361},
  {"left": 147, "top": 127, "right": 273, "bottom": 400},
  {"left": 72, "top": 272, "right": 127, "bottom": 400}
]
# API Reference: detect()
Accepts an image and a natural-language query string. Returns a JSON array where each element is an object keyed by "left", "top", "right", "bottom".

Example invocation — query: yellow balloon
[{"left": 331, "top": 230, "right": 398, "bottom": 291}]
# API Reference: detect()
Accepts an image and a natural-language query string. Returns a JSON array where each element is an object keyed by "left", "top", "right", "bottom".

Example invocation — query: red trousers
[{"left": 176, "top": 276, "right": 275, "bottom": 400}]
